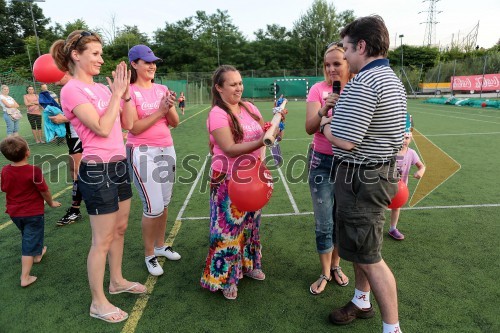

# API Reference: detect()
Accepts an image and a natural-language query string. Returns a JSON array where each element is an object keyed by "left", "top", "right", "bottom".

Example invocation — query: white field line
[
  {"left": 277, "top": 166, "right": 300, "bottom": 214},
  {"left": 122, "top": 111, "right": 209, "bottom": 333},
  {"left": 412, "top": 110, "right": 500, "bottom": 125},
  {"left": 179, "top": 203, "right": 500, "bottom": 221}
]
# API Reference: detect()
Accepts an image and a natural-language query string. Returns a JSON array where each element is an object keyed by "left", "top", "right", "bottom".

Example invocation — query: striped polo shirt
[{"left": 331, "top": 59, "right": 407, "bottom": 164}]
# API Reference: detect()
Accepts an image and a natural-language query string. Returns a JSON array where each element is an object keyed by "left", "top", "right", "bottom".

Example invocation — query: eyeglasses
[
  {"left": 326, "top": 41, "right": 343, "bottom": 49},
  {"left": 73, "top": 31, "right": 95, "bottom": 50}
]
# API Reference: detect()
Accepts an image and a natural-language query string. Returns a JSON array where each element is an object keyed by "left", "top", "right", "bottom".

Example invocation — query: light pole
[
  {"left": 13, "top": 0, "right": 45, "bottom": 57},
  {"left": 399, "top": 34, "right": 404, "bottom": 71}
]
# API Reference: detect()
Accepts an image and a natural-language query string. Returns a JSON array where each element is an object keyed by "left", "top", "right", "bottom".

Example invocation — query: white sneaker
[
  {"left": 145, "top": 256, "right": 164, "bottom": 276},
  {"left": 154, "top": 246, "right": 181, "bottom": 261}
]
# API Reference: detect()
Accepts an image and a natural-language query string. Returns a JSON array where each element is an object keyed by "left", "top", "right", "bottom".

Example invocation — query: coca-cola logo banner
[{"left": 452, "top": 74, "right": 500, "bottom": 91}]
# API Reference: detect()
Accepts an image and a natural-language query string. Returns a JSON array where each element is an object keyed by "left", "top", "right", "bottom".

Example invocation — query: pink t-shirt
[
  {"left": 126, "top": 84, "right": 173, "bottom": 147},
  {"left": 396, "top": 148, "right": 421, "bottom": 184},
  {"left": 208, "top": 103, "right": 263, "bottom": 174},
  {"left": 306, "top": 81, "right": 335, "bottom": 155},
  {"left": 61, "top": 79, "right": 125, "bottom": 163}
]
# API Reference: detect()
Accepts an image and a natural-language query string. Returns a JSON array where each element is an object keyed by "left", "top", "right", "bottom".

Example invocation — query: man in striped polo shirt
[{"left": 320, "top": 15, "right": 407, "bottom": 333}]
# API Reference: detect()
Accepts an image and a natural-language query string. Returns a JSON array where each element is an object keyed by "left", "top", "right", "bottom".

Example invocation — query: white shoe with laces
[
  {"left": 154, "top": 246, "right": 181, "bottom": 261},
  {"left": 145, "top": 256, "right": 164, "bottom": 276}
]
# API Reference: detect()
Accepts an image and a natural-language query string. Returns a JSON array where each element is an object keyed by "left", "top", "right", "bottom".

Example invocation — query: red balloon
[
  {"left": 388, "top": 180, "right": 409, "bottom": 209},
  {"left": 228, "top": 160, "right": 274, "bottom": 212},
  {"left": 33, "top": 54, "right": 65, "bottom": 83}
]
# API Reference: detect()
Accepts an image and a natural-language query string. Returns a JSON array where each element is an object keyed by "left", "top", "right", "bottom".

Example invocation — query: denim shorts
[
  {"left": 11, "top": 215, "right": 45, "bottom": 256},
  {"left": 78, "top": 159, "right": 132, "bottom": 215},
  {"left": 308, "top": 149, "right": 337, "bottom": 254},
  {"left": 334, "top": 161, "right": 398, "bottom": 264},
  {"left": 3, "top": 112, "right": 20, "bottom": 135}
]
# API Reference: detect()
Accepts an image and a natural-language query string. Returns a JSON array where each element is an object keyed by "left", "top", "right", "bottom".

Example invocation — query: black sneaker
[{"left": 57, "top": 208, "right": 82, "bottom": 226}]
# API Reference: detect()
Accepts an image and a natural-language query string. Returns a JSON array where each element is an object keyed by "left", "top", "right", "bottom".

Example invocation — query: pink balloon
[{"left": 33, "top": 54, "right": 65, "bottom": 83}]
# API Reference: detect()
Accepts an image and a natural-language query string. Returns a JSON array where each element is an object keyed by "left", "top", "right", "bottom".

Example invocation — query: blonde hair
[
  {"left": 50, "top": 30, "right": 102, "bottom": 75},
  {"left": 322, "top": 46, "right": 352, "bottom": 86}
]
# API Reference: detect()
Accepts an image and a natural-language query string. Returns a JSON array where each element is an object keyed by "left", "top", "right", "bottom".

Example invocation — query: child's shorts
[{"left": 11, "top": 215, "right": 45, "bottom": 256}]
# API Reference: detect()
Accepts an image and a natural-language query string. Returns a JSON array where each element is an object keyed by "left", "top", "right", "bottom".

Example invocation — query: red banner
[{"left": 452, "top": 74, "right": 500, "bottom": 92}]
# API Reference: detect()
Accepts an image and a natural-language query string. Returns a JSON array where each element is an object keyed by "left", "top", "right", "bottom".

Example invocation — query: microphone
[
  {"left": 330, "top": 80, "right": 341, "bottom": 116},
  {"left": 332, "top": 80, "right": 341, "bottom": 95}
]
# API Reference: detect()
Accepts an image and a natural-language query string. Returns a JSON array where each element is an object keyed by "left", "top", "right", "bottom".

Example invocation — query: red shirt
[{"left": 1, "top": 164, "right": 48, "bottom": 217}]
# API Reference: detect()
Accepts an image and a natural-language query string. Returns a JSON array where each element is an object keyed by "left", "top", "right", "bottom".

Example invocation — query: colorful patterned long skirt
[{"left": 200, "top": 170, "right": 262, "bottom": 292}]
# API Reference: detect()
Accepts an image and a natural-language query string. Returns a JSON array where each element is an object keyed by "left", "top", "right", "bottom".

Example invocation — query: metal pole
[
  {"left": 29, "top": 3, "right": 41, "bottom": 56},
  {"left": 399, "top": 34, "right": 404, "bottom": 78},
  {"left": 480, "top": 55, "right": 487, "bottom": 98},
  {"left": 315, "top": 39, "right": 318, "bottom": 77}
]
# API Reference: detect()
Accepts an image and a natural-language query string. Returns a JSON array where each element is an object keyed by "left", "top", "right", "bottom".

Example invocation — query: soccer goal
[{"left": 273, "top": 78, "right": 309, "bottom": 101}]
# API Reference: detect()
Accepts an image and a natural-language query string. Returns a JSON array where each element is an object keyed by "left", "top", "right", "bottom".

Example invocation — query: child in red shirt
[{"left": 1, "top": 136, "right": 61, "bottom": 287}]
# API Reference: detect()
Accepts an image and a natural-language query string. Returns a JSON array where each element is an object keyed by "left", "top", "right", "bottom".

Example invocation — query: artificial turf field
[{"left": 0, "top": 99, "right": 499, "bottom": 332}]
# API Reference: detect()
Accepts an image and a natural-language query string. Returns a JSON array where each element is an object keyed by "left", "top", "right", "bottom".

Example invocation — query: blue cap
[{"left": 128, "top": 45, "right": 161, "bottom": 63}]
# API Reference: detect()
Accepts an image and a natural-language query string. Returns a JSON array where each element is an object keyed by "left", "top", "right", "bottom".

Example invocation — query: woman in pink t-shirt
[
  {"left": 23, "top": 86, "right": 44, "bottom": 143},
  {"left": 124, "top": 44, "right": 181, "bottom": 277},
  {"left": 305, "top": 44, "right": 353, "bottom": 294},
  {"left": 201, "top": 65, "right": 267, "bottom": 300},
  {"left": 51, "top": 30, "right": 146, "bottom": 324}
]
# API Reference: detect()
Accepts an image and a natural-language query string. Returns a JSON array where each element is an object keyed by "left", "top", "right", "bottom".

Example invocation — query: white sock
[
  {"left": 389, "top": 226, "right": 396, "bottom": 231},
  {"left": 145, "top": 255, "right": 155, "bottom": 262},
  {"left": 154, "top": 246, "right": 165, "bottom": 251},
  {"left": 383, "top": 321, "right": 402, "bottom": 333},
  {"left": 351, "top": 288, "right": 371, "bottom": 309}
]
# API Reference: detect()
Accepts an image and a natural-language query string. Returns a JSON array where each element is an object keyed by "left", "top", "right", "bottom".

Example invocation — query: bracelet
[
  {"left": 123, "top": 97, "right": 132, "bottom": 102},
  {"left": 320, "top": 122, "right": 331, "bottom": 135},
  {"left": 317, "top": 110, "right": 324, "bottom": 119}
]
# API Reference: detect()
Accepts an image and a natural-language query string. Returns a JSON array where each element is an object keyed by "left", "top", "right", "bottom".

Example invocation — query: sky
[{"left": 36, "top": 0, "right": 499, "bottom": 49}]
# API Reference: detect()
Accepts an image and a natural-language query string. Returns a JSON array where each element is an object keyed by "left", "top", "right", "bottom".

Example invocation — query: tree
[{"left": 292, "top": 0, "right": 354, "bottom": 70}]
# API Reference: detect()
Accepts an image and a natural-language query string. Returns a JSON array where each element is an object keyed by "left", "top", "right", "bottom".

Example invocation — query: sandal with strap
[
  {"left": 309, "top": 274, "right": 332, "bottom": 295},
  {"left": 244, "top": 269, "right": 266, "bottom": 281},
  {"left": 331, "top": 266, "right": 349, "bottom": 287},
  {"left": 222, "top": 285, "right": 238, "bottom": 300}
]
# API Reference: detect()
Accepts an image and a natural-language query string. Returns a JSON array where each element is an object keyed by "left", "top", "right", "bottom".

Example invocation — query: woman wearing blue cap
[{"left": 124, "top": 45, "right": 181, "bottom": 276}]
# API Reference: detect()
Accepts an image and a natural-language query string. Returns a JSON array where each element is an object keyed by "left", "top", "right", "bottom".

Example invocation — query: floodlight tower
[
  {"left": 419, "top": 0, "right": 442, "bottom": 46},
  {"left": 12, "top": 0, "right": 46, "bottom": 57}
]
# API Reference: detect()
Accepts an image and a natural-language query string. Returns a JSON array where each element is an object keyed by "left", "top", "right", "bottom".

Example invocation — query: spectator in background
[
  {"left": 1, "top": 85, "right": 21, "bottom": 137},
  {"left": 178, "top": 91, "right": 185, "bottom": 115},
  {"left": 51, "top": 30, "right": 146, "bottom": 324},
  {"left": 24, "top": 86, "right": 45, "bottom": 143},
  {"left": 40, "top": 84, "right": 59, "bottom": 105},
  {"left": 47, "top": 73, "right": 84, "bottom": 227}
]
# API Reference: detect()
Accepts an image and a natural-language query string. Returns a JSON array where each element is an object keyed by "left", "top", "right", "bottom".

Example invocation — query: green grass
[{"left": 0, "top": 100, "right": 499, "bottom": 332}]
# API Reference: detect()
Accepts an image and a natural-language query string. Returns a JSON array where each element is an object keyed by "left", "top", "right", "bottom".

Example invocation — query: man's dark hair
[
  {"left": 0, "top": 136, "right": 29, "bottom": 162},
  {"left": 340, "top": 15, "right": 390, "bottom": 57}
]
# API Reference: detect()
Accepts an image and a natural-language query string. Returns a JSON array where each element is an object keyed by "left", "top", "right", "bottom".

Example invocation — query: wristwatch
[{"left": 320, "top": 122, "right": 331, "bottom": 135}]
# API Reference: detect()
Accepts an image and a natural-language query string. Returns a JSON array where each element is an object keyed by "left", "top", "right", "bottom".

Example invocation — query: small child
[
  {"left": 0, "top": 136, "right": 61, "bottom": 287},
  {"left": 178, "top": 92, "right": 185, "bottom": 115},
  {"left": 389, "top": 131, "right": 426, "bottom": 240}
]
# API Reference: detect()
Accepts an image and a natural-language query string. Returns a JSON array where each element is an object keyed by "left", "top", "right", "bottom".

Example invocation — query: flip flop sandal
[
  {"left": 90, "top": 307, "right": 128, "bottom": 323},
  {"left": 109, "top": 282, "right": 147, "bottom": 295},
  {"left": 222, "top": 285, "right": 238, "bottom": 300},
  {"left": 309, "top": 274, "right": 332, "bottom": 295},
  {"left": 244, "top": 269, "right": 266, "bottom": 281},
  {"left": 331, "top": 266, "right": 349, "bottom": 287}
]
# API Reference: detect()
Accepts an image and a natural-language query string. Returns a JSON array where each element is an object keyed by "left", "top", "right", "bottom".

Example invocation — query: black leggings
[{"left": 27, "top": 113, "right": 42, "bottom": 130}]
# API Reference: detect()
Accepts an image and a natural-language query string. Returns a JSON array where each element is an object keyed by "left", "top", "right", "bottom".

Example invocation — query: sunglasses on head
[
  {"left": 73, "top": 31, "right": 95, "bottom": 49},
  {"left": 326, "top": 41, "right": 343, "bottom": 49}
]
